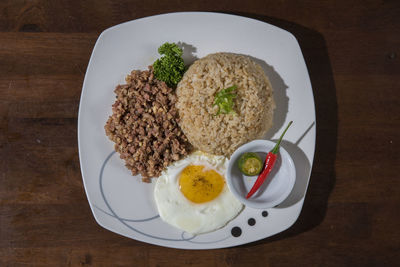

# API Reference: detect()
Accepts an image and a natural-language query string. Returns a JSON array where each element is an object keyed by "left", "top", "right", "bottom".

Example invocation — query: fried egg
[{"left": 154, "top": 151, "right": 243, "bottom": 235}]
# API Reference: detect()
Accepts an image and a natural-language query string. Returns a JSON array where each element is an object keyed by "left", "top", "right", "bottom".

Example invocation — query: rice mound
[{"left": 176, "top": 52, "right": 275, "bottom": 156}]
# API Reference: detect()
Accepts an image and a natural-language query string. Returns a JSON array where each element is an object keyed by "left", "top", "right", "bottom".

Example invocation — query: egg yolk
[{"left": 179, "top": 165, "right": 224, "bottom": 203}]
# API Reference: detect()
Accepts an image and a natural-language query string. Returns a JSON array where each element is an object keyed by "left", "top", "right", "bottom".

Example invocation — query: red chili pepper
[{"left": 246, "top": 121, "right": 293, "bottom": 199}]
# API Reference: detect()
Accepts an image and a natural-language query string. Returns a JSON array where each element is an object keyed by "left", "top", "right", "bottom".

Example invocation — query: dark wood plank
[{"left": 0, "top": 0, "right": 399, "bottom": 266}]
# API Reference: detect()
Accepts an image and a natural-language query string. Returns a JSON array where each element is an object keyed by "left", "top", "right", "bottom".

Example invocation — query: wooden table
[{"left": 1, "top": 1, "right": 399, "bottom": 266}]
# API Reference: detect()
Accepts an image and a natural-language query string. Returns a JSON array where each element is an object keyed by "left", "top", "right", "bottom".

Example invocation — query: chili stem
[{"left": 271, "top": 121, "right": 293, "bottom": 154}]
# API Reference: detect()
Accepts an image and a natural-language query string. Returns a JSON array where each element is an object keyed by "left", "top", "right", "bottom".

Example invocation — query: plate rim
[{"left": 78, "top": 11, "right": 316, "bottom": 249}]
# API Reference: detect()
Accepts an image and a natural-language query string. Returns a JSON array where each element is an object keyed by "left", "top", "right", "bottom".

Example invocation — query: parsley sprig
[
  {"left": 153, "top": 42, "right": 185, "bottom": 88},
  {"left": 213, "top": 85, "right": 238, "bottom": 116}
]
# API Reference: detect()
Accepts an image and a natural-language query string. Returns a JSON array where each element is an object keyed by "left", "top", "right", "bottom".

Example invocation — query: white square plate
[{"left": 78, "top": 12, "right": 315, "bottom": 249}]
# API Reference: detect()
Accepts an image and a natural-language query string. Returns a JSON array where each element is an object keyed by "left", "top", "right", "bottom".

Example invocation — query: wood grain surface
[{"left": 1, "top": 0, "right": 399, "bottom": 266}]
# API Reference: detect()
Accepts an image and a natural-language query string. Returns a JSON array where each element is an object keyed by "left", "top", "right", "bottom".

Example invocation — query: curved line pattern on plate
[
  {"left": 99, "top": 151, "right": 236, "bottom": 244},
  {"left": 94, "top": 205, "right": 160, "bottom": 222},
  {"left": 99, "top": 151, "right": 195, "bottom": 241},
  {"left": 181, "top": 232, "right": 231, "bottom": 244}
]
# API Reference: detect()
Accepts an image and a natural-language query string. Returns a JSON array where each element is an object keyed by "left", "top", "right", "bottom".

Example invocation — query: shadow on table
[{"left": 223, "top": 12, "right": 338, "bottom": 245}]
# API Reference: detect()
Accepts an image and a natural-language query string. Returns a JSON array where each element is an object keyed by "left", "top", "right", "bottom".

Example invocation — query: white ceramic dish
[
  {"left": 78, "top": 12, "right": 316, "bottom": 249},
  {"left": 227, "top": 140, "right": 296, "bottom": 209}
]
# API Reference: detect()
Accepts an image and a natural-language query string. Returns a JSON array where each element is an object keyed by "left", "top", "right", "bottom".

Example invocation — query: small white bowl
[{"left": 227, "top": 140, "right": 296, "bottom": 209}]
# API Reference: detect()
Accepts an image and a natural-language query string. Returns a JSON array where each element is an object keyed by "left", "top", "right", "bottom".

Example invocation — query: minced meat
[{"left": 104, "top": 66, "right": 191, "bottom": 182}]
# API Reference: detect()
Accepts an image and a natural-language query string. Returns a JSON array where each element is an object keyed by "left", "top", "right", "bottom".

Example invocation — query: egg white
[{"left": 154, "top": 151, "right": 243, "bottom": 235}]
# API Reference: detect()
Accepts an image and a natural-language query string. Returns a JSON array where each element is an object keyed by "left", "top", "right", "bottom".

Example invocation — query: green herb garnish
[
  {"left": 213, "top": 85, "right": 238, "bottom": 116},
  {"left": 153, "top": 42, "right": 185, "bottom": 88}
]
